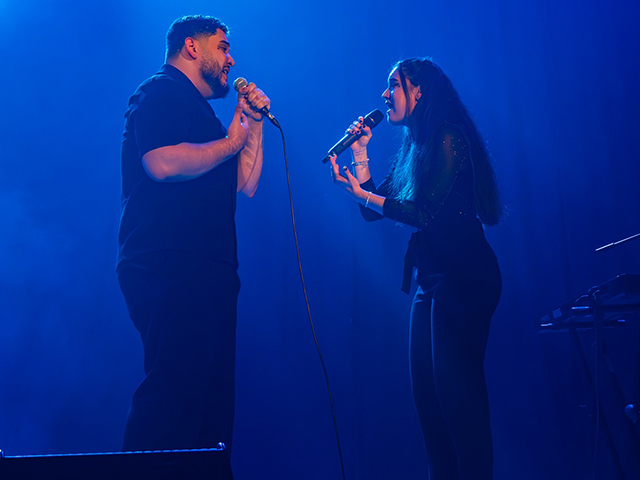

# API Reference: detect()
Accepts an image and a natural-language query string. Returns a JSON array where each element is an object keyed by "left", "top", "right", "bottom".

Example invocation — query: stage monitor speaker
[{"left": 0, "top": 446, "right": 233, "bottom": 480}]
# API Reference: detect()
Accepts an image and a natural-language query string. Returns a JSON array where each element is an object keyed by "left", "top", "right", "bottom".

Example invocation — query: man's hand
[
  {"left": 237, "top": 82, "right": 271, "bottom": 122},
  {"left": 227, "top": 102, "right": 250, "bottom": 153}
]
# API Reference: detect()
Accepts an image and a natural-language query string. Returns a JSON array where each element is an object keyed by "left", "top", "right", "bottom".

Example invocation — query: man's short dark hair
[{"left": 166, "top": 15, "right": 229, "bottom": 59}]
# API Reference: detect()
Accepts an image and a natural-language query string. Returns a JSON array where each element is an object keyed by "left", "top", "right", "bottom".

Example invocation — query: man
[{"left": 117, "top": 15, "right": 270, "bottom": 452}]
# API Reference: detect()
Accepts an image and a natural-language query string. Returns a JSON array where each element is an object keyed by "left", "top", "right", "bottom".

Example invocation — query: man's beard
[{"left": 200, "top": 53, "right": 229, "bottom": 99}]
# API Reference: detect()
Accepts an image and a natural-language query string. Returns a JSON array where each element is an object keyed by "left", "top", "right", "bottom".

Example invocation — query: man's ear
[{"left": 182, "top": 37, "right": 198, "bottom": 59}]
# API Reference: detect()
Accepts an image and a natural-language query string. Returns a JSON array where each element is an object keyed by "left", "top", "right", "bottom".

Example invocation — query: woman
[{"left": 330, "top": 57, "right": 502, "bottom": 479}]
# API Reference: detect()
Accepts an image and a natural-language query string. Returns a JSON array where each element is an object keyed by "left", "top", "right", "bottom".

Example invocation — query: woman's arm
[
  {"left": 380, "top": 131, "right": 468, "bottom": 228},
  {"left": 340, "top": 130, "right": 468, "bottom": 228},
  {"left": 330, "top": 118, "right": 469, "bottom": 228}
]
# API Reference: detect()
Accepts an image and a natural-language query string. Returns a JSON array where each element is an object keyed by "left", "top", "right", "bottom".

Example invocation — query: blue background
[{"left": 1, "top": 0, "right": 639, "bottom": 478}]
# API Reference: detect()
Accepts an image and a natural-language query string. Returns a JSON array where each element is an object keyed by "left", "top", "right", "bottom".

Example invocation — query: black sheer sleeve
[
  {"left": 358, "top": 174, "right": 391, "bottom": 222},
  {"left": 373, "top": 130, "right": 469, "bottom": 229}
]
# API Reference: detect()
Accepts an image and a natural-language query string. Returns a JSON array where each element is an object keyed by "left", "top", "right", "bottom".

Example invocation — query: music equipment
[
  {"left": 0, "top": 446, "right": 233, "bottom": 480},
  {"left": 233, "top": 77, "right": 280, "bottom": 128},
  {"left": 540, "top": 273, "right": 640, "bottom": 330},
  {"left": 539, "top": 273, "right": 640, "bottom": 479},
  {"left": 321, "top": 109, "right": 385, "bottom": 163}
]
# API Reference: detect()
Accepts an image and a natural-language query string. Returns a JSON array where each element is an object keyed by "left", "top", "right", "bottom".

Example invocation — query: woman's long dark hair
[{"left": 389, "top": 58, "right": 502, "bottom": 226}]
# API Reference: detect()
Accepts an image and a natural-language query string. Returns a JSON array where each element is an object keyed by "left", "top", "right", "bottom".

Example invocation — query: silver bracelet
[
  {"left": 365, "top": 191, "right": 372, "bottom": 209},
  {"left": 351, "top": 159, "right": 369, "bottom": 167}
]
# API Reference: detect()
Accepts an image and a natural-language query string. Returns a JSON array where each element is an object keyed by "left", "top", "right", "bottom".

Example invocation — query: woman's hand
[
  {"left": 329, "top": 154, "right": 366, "bottom": 201},
  {"left": 347, "top": 116, "right": 373, "bottom": 152}
]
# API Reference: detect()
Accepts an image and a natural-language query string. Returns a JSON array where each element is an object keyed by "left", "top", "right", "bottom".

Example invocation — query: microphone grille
[{"left": 233, "top": 77, "right": 248, "bottom": 91}]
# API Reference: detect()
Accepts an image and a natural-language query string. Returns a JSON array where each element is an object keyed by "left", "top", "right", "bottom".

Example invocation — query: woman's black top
[{"left": 359, "top": 128, "right": 495, "bottom": 293}]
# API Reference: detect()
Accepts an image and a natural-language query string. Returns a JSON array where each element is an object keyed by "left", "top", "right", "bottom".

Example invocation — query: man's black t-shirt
[{"left": 118, "top": 64, "right": 238, "bottom": 268}]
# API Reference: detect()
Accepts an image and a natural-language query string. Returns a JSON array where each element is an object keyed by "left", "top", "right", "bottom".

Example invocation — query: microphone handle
[
  {"left": 322, "top": 132, "right": 359, "bottom": 163},
  {"left": 321, "top": 110, "right": 382, "bottom": 163}
]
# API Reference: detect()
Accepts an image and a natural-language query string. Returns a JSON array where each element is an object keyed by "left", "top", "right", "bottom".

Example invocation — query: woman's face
[{"left": 381, "top": 67, "right": 421, "bottom": 126}]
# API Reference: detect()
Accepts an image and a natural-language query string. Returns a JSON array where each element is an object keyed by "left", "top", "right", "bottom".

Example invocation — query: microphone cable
[{"left": 273, "top": 122, "right": 347, "bottom": 480}]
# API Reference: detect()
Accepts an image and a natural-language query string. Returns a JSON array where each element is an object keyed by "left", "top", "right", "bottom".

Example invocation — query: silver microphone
[{"left": 233, "top": 77, "right": 280, "bottom": 128}]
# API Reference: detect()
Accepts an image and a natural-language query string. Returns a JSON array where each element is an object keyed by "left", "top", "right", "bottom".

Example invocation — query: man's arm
[
  {"left": 143, "top": 103, "right": 249, "bottom": 182},
  {"left": 235, "top": 81, "right": 270, "bottom": 197},
  {"left": 237, "top": 118, "right": 263, "bottom": 197}
]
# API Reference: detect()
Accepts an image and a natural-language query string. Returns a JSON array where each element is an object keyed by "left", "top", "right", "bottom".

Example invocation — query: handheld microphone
[
  {"left": 233, "top": 77, "right": 280, "bottom": 128},
  {"left": 321, "top": 109, "right": 384, "bottom": 163}
]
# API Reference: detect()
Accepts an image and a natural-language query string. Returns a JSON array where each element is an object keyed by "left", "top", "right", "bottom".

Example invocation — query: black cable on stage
[{"left": 274, "top": 123, "right": 347, "bottom": 480}]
